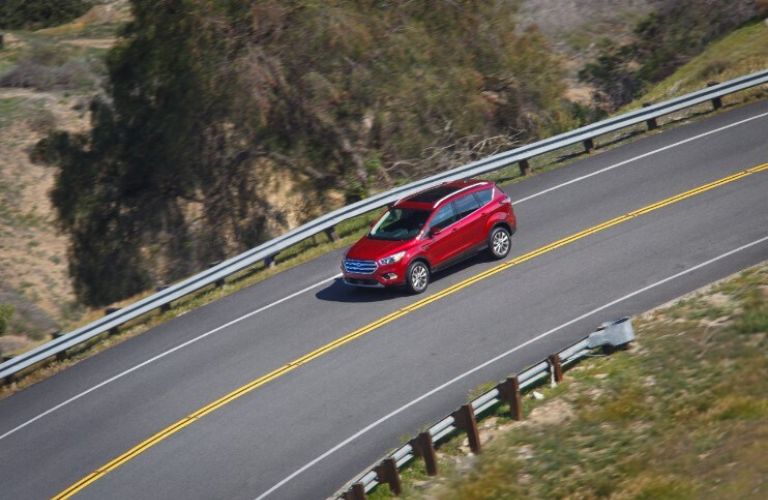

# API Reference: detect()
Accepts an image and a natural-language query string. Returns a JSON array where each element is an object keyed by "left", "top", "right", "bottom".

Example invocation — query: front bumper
[{"left": 342, "top": 259, "right": 407, "bottom": 288}]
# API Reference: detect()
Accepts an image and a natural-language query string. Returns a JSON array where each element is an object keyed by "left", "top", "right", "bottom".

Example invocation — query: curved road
[{"left": 1, "top": 101, "right": 767, "bottom": 499}]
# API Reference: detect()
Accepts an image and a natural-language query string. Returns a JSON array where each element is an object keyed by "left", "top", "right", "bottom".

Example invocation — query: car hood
[{"left": 346, "top": 236, "right": 412, "bottom": 261}]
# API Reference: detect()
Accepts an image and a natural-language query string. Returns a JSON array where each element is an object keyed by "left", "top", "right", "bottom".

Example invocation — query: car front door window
[{"left": 429, "top": 204, "right": 456, "bottom": 232}]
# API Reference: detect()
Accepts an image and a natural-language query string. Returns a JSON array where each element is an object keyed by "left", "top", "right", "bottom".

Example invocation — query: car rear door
[{"left": 450, "top": 191, "right": 485, "bottom": 253}]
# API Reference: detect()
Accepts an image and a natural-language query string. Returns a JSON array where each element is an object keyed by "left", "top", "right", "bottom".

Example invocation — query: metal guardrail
[
  {"left": 337, "top": 319, "right": 635, "bottom": 499},
  {"left": 1, "top": 69, "right": 766, "bottom": 383}
]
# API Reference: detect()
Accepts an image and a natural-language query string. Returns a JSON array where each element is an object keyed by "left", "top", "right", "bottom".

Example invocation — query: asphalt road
[{"left": 1, "top": 100, "right": 767, "bottom": 500}]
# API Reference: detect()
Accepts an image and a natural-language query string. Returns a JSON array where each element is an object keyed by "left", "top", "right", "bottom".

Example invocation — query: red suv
[{"left": 342, "top": 179, "right": 516, "bottom": 293}]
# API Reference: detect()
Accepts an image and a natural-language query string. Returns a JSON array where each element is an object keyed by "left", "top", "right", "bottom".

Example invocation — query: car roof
[{"left": 395, "top": 179, "right": 492, "bottom": 210}]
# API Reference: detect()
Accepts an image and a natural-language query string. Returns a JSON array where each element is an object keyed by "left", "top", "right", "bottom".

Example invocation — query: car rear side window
[
  {"left": 473, "top": 188, "right": 493, "bottom": 206},
  {"left": 453, "top": 193, "right": 481, "bottom": 220},
  {"left": 429, "top": 203, "right": 456, "bottom": 231}
]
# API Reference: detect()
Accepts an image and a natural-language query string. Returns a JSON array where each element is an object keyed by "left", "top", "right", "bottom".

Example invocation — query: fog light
[{"left": 383, "top": 273, "right": 398, "bottom": 280}]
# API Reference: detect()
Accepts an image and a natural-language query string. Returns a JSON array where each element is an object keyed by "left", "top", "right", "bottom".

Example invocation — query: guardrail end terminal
[{"left": 587, "top": 317, "right": 635, "bottom": 351}]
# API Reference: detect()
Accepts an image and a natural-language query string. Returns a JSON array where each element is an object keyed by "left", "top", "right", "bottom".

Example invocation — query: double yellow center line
[{"left": 55, "top": 163, "right": 768, "bottom": 498}]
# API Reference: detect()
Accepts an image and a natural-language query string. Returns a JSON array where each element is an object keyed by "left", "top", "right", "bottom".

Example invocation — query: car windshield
[{"left": 369, "top": 208, "right": 430, "bottom": 240}]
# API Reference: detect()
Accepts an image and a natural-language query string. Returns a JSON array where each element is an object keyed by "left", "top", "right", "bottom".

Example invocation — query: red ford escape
[{"left": 342, "top": 179, "right": 516, "bottom": 294}]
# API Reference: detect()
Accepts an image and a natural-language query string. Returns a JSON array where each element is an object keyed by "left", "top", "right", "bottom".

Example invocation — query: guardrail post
[
  {"left": 707, "top": 82, "right": 723, "bottom": 110},
  {"left": 324, "top": 227, "right": 340, "bottom": 242},
  {"left": 518, "top": 159, "right": 531, "bottom": 176},
  {"left": 583, "top": 138, "right": 595, "bottom": 153},
  {"left": 343, "top": 482, "right": 366, "bottom": 500},
  {"left": 498, "top": 375, "right": 523, "bottom": 420},
  {"left": 375, "top": 457, "right": 402, "bottom": 495},
  {"left": 453, "top": 404, "right": 481, "bottom": 454},
  {"left": 263, "top": 255, "right": 276, "bottom": 268},
  {"left": 642, "top": 103, "right": 658, "bottom": 130},
  {"left": 548, "top": 354, "right": 564, "bottom": 384},
  {"left": 410, "top": 431, "right": 438, "bottom": 476}
]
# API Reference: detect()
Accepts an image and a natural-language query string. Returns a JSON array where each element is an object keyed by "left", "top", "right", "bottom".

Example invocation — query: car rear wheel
[
  {"left": 406, "top": 260, "right": 430, "bottom": 294},
  {"left": 489, "top": 226, "right": 511, "bottom": 259}
]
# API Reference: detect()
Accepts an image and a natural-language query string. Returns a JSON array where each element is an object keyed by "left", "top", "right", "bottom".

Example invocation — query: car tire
[
  {"left": 405, "top": 260, "right": 430, "bottom": 294},
  {"left": 488, "top": 226, "right": 511, "bottom": 259}
]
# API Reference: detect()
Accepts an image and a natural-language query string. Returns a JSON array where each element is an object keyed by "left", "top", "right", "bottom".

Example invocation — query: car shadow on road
[{"left": 316, "top": 252, "right": 496, "bottom": 303}]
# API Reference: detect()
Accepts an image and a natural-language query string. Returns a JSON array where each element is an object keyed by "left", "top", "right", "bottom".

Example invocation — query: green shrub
[
  {"left": 579, "top": 0, "right": 762, "bottom": 108},
  {"left": 0, "top": 0, "right": 91, "bottom": 30},
  {"left": 0, "top": 304, "right": 13, "bottom": 335},
  {"left": 38, "top": 0, "right": 572, "bottom": 306}
]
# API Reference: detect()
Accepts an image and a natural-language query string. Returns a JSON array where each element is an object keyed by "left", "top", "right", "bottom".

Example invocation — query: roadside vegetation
[
  {"left": 578, "top": 0, "right": 767, "bottom": 110},
  {"left": 1, "top": 1, "right": 767, "bottom": 374},
  {"left": 366, "top": 262, "right": 768, "bottom": 499}
]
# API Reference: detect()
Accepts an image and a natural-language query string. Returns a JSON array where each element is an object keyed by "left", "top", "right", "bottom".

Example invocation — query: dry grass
[{"left": 367, "top": 262, "right": 768, "bottom": 499}]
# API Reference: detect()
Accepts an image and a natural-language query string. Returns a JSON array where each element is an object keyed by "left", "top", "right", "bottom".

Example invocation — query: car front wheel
[
  {"left": 489, "top": 226, "right": 511, "bottom": 259},
  {"left": 405, "top": 260, "right": 430, "bottom": 294}
]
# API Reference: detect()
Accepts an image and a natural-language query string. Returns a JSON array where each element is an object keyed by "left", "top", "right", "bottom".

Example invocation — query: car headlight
[{"left": 378, "top": 251, "right": 406, "bottom": 266}]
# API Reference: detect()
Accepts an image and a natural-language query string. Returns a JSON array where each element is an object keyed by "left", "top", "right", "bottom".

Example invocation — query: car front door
[{"left": 421, "top": 203, "right": 462, "bottom": 267}]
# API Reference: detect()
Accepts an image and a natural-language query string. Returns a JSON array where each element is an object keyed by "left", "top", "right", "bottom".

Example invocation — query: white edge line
[
  {"left": 255, "top": 235, "right": 768, "bottom": 500},
  {"left": 3, "top": 109, "right": 764, "bottom": 441},
  {"left": 511, "top": 111, "right": 768, "bottom": 205},
  {"left": 0, "top": 273, "right": 342, "bottom": 442}
]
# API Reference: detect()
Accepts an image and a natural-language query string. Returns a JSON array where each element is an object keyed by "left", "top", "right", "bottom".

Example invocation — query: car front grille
[{"left": 344, "top": 258, "right": 378, "bottom": 275}]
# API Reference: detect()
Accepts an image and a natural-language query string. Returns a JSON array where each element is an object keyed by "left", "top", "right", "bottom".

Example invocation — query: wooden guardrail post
[
  {"left": 343, "top": 482, "right": 366, "bottom": 500},
  {"left": 583, "top": 138, "right": 595, "bottom": 153},
  {"left": 642, "top": 103, "right": 658, "bottom": 130},
  {"left": 548, "top": 354, "right": 564, "bottom": 384},
  {"left": 499, "top": 375, "right": 523, "bottom": 420},
  {"left": 453, "top": 404, "right": 481, "bottom": 454},
  {"left": 410, "top": 431, "right": 438, "bottom": 476},
  {"left": 324, "top": 226, "right": 339, "bottom": 242},
  {"left": 375, "top": 457, "right": 402, "bottom": 495},
  {"left": 518, "top": 159, "right": 531, "bottom": 176},
  {"left": 706, "top": 82, "right": 723, "bottom": 110}
]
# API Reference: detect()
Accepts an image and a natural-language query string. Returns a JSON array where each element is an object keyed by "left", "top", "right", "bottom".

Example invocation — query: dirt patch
[
  {"left": 0, "top": 89, "right": 90, "bottom": 340},
  {"left": 64, "top": 39, "right": 116, "bottom": 49}
]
